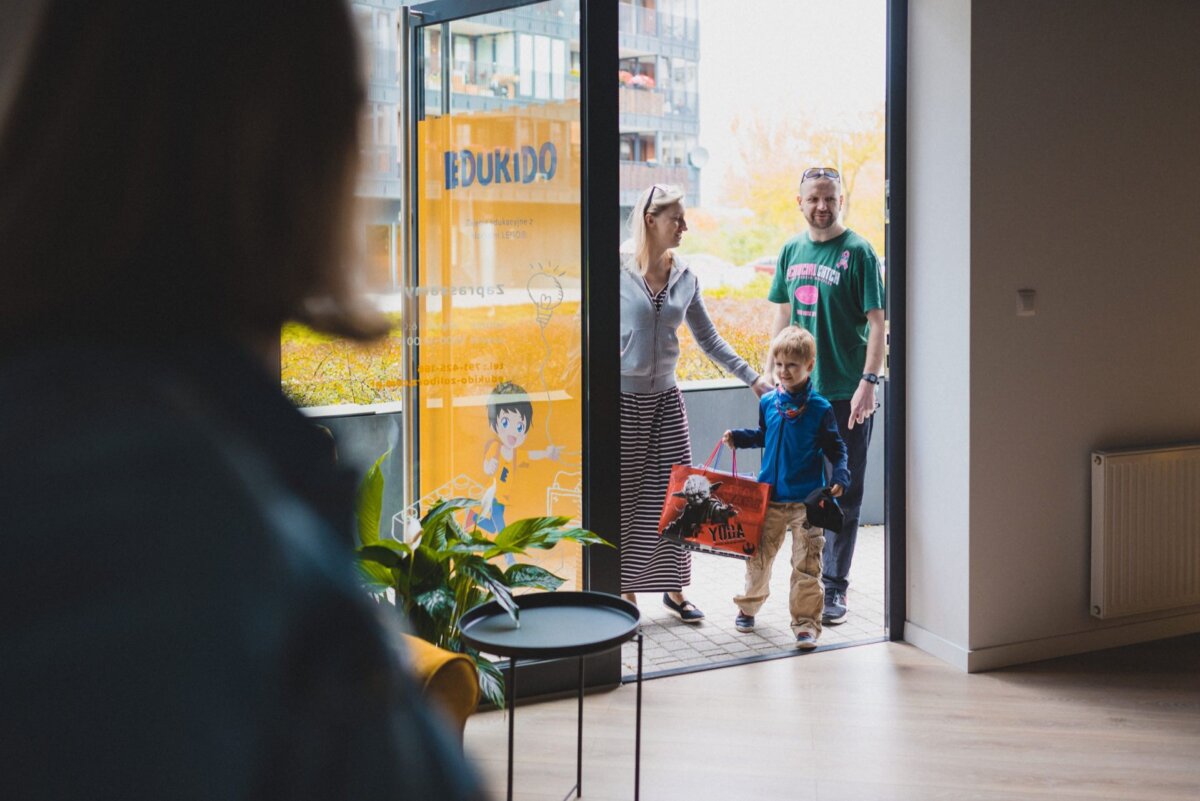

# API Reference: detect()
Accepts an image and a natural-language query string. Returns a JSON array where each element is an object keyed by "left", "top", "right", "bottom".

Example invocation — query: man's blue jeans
[{"left": 822, "top": 399, "right": 874, "bottom": 594}]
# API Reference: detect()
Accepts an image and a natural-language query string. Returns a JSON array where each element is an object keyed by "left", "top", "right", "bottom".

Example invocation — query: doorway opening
[
  {"left": 616, "top": 0, "right": 895, "bottom": 678},
  {"left": 284, "top": 0, "right": 904, "bottom": 697}
]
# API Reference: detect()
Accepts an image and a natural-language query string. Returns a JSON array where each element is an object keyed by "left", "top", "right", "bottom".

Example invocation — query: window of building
[
  {"left": 533, "top": 34, "right": 550, "bottom": 99},
  {"left": 619, "top": 134, "right": 636, "bottom": 161}
]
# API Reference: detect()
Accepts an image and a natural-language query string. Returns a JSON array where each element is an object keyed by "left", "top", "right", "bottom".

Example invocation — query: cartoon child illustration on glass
[{"left": 471, "top": 381, "right": 562, "bottom": 534}]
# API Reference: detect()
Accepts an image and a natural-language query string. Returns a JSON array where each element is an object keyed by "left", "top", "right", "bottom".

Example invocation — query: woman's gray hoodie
[{"left": 619, "top": 256, "right": 760, "bottom": 393}]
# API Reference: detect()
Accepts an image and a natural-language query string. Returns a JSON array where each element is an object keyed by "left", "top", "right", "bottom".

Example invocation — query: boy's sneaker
[
  {"left": 794, "top": 630, "right": 818, "bottom": 650},
  {"left": 822, "top": 589, "right": 848, "bottom": 625},
  {"left": 734, "top": 611, "right": 755, "bottom": 632}
]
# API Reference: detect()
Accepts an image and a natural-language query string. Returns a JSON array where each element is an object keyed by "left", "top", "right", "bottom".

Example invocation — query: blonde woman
[{"left": 619, "top": 184, "right": 771, "bottom": 621}]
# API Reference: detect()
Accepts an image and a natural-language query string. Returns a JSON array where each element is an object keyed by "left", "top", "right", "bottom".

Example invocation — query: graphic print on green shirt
[{"left": 767, "top": 229, "right": 884, "bottom": 401}]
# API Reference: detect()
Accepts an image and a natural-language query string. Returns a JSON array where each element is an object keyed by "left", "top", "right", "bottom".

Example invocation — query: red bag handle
[{"left": 702, "top": 439, "right": 739, "bottom": 477}]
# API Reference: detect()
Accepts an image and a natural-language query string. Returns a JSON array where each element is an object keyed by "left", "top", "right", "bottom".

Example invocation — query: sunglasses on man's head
[
  {"left": 643, "top": 185, "right": 661, "bottom": 216},
  {"left": 802, "top": 167, "right": 840, "bottom": 181}
]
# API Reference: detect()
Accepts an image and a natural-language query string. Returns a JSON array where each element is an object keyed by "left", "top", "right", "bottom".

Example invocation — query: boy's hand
[
  {"left": 546, "top": 444, "right": 562, "bottom": 461},
  {"left": 483, "top": 457, "right": 499, "bottom": 475},
  {"left": 722, "top": 430, "right": 735, "bottom": 448},
  {"left": 829, "top": 484, "right": 844, "bottom": 498}
]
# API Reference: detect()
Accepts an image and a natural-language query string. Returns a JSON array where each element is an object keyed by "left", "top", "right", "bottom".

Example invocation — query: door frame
[
  {"left": 398, "top": 0, "right": 907, "bottom": 691},
  {"left": 403, "top": 0, "right": 622, "bottom": 699},
  {"left": 884, "top": 0, "right": 907, "bottom": 643}
]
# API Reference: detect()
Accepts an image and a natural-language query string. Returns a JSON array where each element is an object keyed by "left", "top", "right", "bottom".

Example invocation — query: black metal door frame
[
  {"left": 884, "top": 0, "right": 907, "bottom": 643},
  {"left": 404, "top": 0, "right": 621, "bottom": 698}
]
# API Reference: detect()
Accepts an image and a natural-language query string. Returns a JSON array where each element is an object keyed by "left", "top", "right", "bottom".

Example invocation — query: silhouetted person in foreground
[{"left": 0, "top": 2, "right": 485, "bottom": 798}]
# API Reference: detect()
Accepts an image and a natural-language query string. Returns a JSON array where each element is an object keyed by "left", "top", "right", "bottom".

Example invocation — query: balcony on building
[
  {"left": 418, "top": 11, "right": 581, "bottom": 115},
  {"left": 619, "top": 160, "right": 700, "bottom": 210},
  {"left": 474, "top": 0, "right": 580, "bottom": 40},
  {"left": 354, "top": 1, "right": 402, "bottom": 201},
  {"left": 618, "top": 0, "right": 699, "bottom": 61},
  {"left": 423, "top": 62, "right": 581, "bottom": 116},
  {"left": 619, "top": 83, "right": 697, "bottom": 135}
]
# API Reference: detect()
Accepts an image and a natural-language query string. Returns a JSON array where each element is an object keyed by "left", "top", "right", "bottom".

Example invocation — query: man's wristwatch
[{"left": 861, "top": 373, "right": 880, "bottom": 385}]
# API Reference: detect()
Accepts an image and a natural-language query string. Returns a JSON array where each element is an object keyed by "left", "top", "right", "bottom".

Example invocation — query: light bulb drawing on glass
[
  {"left": 526, "top": 268, "right": 564, "bottom": 327},
  {"left": 526, "top": 264, "right": 571, "bottom": 460}
]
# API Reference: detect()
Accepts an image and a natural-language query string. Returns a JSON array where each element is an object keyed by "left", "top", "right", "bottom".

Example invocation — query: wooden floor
[{"left": 463, "top": 634, "right": 1200, "bottom": 800}]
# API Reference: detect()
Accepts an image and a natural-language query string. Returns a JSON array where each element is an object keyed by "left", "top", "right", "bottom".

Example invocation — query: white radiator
[{"left": 1091, "top": 444, "right": 1200, "bottom": 619}]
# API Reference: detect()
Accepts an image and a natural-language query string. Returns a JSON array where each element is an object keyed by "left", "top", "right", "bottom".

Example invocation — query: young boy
[
  {"left": 723, "top": 326, "right": 849, "bottom": 649},
  {"left": 473, "top": 381, "right": 561, "bottom": 534}
]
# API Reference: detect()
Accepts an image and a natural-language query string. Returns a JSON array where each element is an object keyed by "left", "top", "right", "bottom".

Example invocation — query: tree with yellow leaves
[{"left": 681, "top": 108, "right": 885, "bottom": 265}]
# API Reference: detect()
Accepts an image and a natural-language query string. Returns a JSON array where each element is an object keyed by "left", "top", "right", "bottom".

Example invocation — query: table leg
[
  {"left": 635, "top": 632, "right": 643, "bottom": 801},
  {"left": 507, "top": 656, "right": 517, "bottom": 801},
  {"left": 576, "top": 656, "right": 584, "bottom": 798}
]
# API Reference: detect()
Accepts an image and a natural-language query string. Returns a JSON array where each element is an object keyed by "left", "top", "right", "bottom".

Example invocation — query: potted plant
[{"left": 353, "top": 454, "right": 610, "bottom": 707}]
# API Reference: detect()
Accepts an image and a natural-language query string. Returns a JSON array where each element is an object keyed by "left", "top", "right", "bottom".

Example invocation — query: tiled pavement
[{"left": 620, "top": 525, "right": 885, "bottom": 676}]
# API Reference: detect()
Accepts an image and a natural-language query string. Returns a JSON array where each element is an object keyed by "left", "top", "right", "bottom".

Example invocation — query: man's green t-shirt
[{"left": 768, "top": 229, "right": 884, "bottom": 401}]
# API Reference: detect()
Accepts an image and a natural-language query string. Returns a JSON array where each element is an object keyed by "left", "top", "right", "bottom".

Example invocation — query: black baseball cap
[{"left": 803, "top": 487, "right": 844, "bottom": 533}]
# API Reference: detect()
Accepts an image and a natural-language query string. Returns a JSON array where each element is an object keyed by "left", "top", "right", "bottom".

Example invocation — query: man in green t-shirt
[{"left": 766, "top": 166, "right": 885, "bottom": 627}]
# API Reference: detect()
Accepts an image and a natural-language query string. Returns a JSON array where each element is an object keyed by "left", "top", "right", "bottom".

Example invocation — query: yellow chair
[{"left": 402, "top": 634, "right": 480, "bottom": 743}]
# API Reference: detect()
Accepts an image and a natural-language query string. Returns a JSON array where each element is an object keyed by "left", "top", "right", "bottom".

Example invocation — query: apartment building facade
[{"left": 351, "top": 0, "right": 703, "bottom": 263}]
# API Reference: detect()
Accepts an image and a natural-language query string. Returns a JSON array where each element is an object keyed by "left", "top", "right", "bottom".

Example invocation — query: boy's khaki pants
[{"left": 733, "top": 501, "right": 825, "bottom": 636}]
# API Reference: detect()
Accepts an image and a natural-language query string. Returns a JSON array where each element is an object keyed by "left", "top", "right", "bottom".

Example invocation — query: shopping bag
[{"left": 657, "top": 441, "right": 770, "bottom": 560}]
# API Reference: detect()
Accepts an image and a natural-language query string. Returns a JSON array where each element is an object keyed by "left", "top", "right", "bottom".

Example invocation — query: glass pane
[
  {"left": 282, "top": 4, "right": 405, "bottom": 412},
  {"left": 518, "top": 34, "right": 532, "bottom": 96},
  {"left": 424, "top": 27, "right": 443, "bottom": 116},
  {"left": 414, "top": 1, "right": 584, "bottom": 590}
]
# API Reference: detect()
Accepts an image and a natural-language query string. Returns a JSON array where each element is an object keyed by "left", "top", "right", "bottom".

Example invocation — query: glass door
[{"left": 403, "top": 0, "right": 620, "bottom": 695}]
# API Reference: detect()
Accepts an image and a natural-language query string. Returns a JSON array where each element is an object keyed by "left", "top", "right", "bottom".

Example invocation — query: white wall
[
  {"left": 908, "top": 0, "right": 1200, "bottom": 670},
  {"left": 904, "top": 0, "right": 973, "bottom": 668}
]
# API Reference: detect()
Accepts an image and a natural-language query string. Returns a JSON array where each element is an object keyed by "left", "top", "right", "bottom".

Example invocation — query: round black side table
[{"left": 460, "top": 591, "right": 643, "bottom": 801}]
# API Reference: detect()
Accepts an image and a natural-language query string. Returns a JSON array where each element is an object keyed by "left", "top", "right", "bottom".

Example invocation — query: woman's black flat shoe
[{"left": 662, "top": 593, "right": 705, "bottom": 623}]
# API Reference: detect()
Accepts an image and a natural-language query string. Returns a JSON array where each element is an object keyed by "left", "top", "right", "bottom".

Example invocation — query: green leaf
[
  {"left": 423, "top": 541, "right": 464, "bottom": 564},
  {"left": 457, "top": 556, "right": 507, "bottom": 591},
  {"left": 493, "top": 516, "right": 571, "bottom": 552},
  {"left": 528, "top": 526, "right": 611, "bottom": 550},
  {"left": 418, "top": 498, "right": 478, "bottom": 550},
  {"left": 407, "top": 607, "right": 441, "bottom": 647},
  {"left": 502, "top": 563, "right": 565, "bottom": 591},
  {"left": 358, "top": 543, "right": 409, "bottom": 569},
  {"left": 419, "top": 497, "right": 479, "bottom": 525},
  {"left": 472, "top": 653, "right": 507, "bottom": 709},
  {"left": 441, "top": 511, "right": 474, "bottom": 546},
  {"left": 355, "top": 450, "right": 390, "bottom": 546},
  {"left": 443, "top": 540, "right": 491, "bottom": 558},
  {"left": 458, "top": 558, "right": 516, "bottom": 620},
  {"left": 486, "top": 520, "right": 610, "bottom": 559},
  {"left": 409, "top": 545, "right": 448, "bottom": 591},
  {"left": 414, "top": 586, "right": 456, "bottom": 622},
  {"left": 463, "top": 586, "right": 487, "bottom": 612},
  {"left": 364, "top": 538, "right": 412, "bottom": 557},
  {"left": 355, "top": 560, "right": 394, "bottom": 594},
  {"left": 490, "top": 584, "right": 518, "bottom": 623}
]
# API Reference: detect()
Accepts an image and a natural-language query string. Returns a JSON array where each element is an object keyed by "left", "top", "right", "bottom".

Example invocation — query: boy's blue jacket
[{"left": 729, "top": 381, "right": 850, "bottom": 503}]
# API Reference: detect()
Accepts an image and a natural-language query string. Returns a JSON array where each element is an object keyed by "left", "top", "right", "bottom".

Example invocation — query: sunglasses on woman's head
[{"left": 643, "top": 185, "right": 661, "bottom": 216}]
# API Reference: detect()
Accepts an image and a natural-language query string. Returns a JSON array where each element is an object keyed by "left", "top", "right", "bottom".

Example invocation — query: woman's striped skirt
[{"left": 620, "top": 387, "right": 693, "bottom": 592}]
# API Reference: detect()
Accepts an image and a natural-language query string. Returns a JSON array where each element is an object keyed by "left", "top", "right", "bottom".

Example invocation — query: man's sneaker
[
  {"left": 734, "top": 611, "right": 755, "bottom": 632},
  {"left": 822, "top": 590, "right": 848, "bottom": 625},
  {"left": 662, "top": 593, "right": 705, "bottom": 623},
  {"left": 794, "top": 630, "right": 818, "bottom": 650}
]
